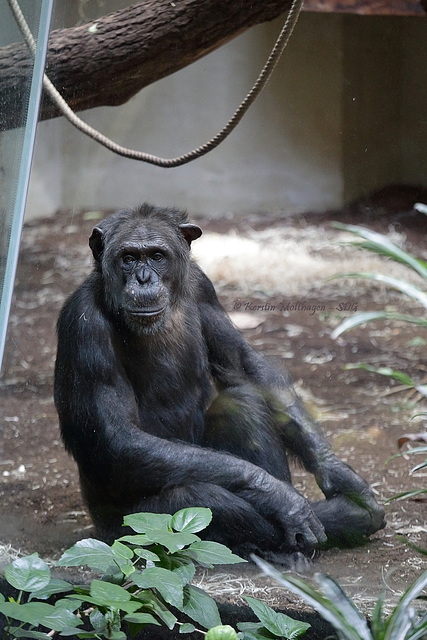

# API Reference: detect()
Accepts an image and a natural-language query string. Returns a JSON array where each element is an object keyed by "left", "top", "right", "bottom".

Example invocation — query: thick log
[
  {"left": 0, "top": 0, "right": 293, "bottom": 131},
  {"left": 1, "top": 0, "right": 425, "bottom": 131}
]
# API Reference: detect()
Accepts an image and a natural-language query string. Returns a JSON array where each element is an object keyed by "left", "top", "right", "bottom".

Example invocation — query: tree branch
[{"left": 0, "top": 0, "right": 293, "bottom": 131}]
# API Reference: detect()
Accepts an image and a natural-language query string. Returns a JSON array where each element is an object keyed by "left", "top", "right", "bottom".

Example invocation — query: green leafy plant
[
  {"left": 329, "top": 223, "right": 427, "bottom": 400},
  {"left": 253, "top": 556, "right": 427, "bottom": 640},
  {"left": 386, "top": 416, "right": 427, "bottom": 506},
  {"left": 330, "top": 223, "right": 427, "bottom": 340},
  {"left": 0, "top": 508, "right": 310, "bottom": 640}
]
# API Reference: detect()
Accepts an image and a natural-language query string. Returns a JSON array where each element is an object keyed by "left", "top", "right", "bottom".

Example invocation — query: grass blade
[
  {"left": 383, "top": 571, "right": 427, "bottom": 640},
  {"left": 331, "top": 312, "right": 427, "bottom": 339},
  {"left": 252, "top": 556, "right": 372, "bottom": 640},
  {"left": 385, "top": 489, "right": 427, "bottom": 503},
  {"left": 332, "top": 223, "right": 427, "bottom": 280},
  {"left": 329, "top": 273, "right": 427, "bottom": 309}
]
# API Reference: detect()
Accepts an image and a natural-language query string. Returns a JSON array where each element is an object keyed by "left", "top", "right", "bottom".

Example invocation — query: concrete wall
[
  {"left": 20, "top": 7, "right": 427, "bottom": 220},
  {"left": 26, "top": 12, "right": 345, "bottom": 219}
]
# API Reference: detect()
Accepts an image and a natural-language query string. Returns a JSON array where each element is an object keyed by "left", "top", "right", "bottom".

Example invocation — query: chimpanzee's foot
[
  {"left": 259, "top": 550, "right": 314, "bottom": 572},
  {"left": 312, "top": 495, "right": 385, "bottom": 548}
]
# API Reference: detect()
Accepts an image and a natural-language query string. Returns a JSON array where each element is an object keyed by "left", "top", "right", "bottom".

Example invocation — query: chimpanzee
[{"left": 54, "top": 204, "right": 385, "bottom": 557}]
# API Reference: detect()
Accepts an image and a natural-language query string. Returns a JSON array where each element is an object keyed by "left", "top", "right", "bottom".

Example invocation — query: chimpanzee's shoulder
[
  {"left": 57, "top": 272, "right": 109, "bottom": 337},
  {"left": 190, "top": 261, "right": 220, "bottom": 307}
]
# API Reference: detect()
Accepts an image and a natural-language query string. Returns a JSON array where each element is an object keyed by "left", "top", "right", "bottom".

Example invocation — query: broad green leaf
[
  {"left": 118, "top": 534, "right": 152, "bottom": 546},
  {"left": 133, "top": 566, "right": 184, "bottom": 608},
  {"left": 7, "top": 629, "right": 50, "bottom": 639},
  {"left": 108, "top": 632, "right": 127, "bottom": 640},
  {"left": 180, "top": 584, "right": 222, "bottom": 630},
  {"left": 56, "top": 629, "right": 102, "bottom": 637},
  {"left": 149, "top": 549, "right": 196, "bottom": 584},
  {"left": 41, "top": 607, "right": 82, "bottom": 631},
  {"left": 179, "top": 623, "right": 196, "bottom": 633},
  {"left": 123, "top": 612, "right": 161, "bottom": 626},
  {"left": 134, "top": 548, "right": 160, "bottom": 563},
  {"left": 29, "top": 578, "right": 73, "bottom": 601},
  {"left": 89, "top": 607, "right": 107, "bottom": 632},
  {"left": 71, "top": 594, "right": 140, "bottom": 614},
  {"left": 107, "top": 631, "right": 127, "bottom": 640},
  {"left": 0, "top": 594, "right": 4, "bottom": 603},
  {"left": 6, "top": 554, "right": 50, "bottom": 592},
  {"left": 90, "top": 578, "right": 131, "bottom": 604},
  {"left": 237, "top": 622, "right": 264, "bottom": 632},
  {"left": 206, "top": 624, "right": 239, "bottom": 640},
  {"left": 133, "top": 589, "right": 177, "bottom": 629},
  {"left": 0, "top": 601, "right": 55, "bottom": 626},
  {"left": 237, "top": 628, "right": 272, "bottom": 640},
  {"left": 244, "top": 596, "right": 310, "bottom": 638},
  {"left": 185, "top": 541, "right": 246, "bottom": 567},
  {"left": 111, "top": 540, "right": 135, "bottom": 576},
  {"left": 120, "top": 530, "right": 198, "bottom": 553},
  {"left": 149, "top": 530, "right": 199, "bottom": 553},
  {"left": 56, "top": 538, "right": 113, "bottom": 571},
  {"left": 112, "top": 540, "right": 134, "bottom": 560},
  {"left": 123, "top": 512, "right": 172, "bottom": 533},
  {"left": 171, "top": 507, "right": 212, "bottom": 533},
  {"left": 172, "top": 558, "right": 196, "bottom": 586}
]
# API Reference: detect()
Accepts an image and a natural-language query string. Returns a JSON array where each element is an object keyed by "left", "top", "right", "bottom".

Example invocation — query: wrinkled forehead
[{"left": 107, "top": 220, "right": 179, "bottom": 252}]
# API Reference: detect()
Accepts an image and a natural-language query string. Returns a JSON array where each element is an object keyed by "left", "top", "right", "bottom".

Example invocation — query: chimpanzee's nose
[{"left": 136, "top": 265, "right": 150, "bottom": 284}]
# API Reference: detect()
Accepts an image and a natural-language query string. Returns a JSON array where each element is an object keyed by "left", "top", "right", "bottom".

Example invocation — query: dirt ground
[{"left": 1, "top": 192, "right": 426, "bottom": 624}]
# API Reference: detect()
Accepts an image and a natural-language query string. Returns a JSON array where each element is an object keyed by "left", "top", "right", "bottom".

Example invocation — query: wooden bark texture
[{"left": 0, "top": 0, "right": 293, "bottom": 130}]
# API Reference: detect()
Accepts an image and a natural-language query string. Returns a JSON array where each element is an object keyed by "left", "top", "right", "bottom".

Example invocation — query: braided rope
[{"left": 8, "top": 0, "right": 304, "bottom": 168}]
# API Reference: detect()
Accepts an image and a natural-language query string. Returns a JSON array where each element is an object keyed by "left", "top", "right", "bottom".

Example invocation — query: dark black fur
[{"left": 54, "top": 204, "right": 385, "bottom": 556}]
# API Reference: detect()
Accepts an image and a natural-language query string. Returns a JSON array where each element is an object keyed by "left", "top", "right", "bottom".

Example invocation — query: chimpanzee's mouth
[{"left": 127, "top": 307, "right": 166, "bottom": 318}]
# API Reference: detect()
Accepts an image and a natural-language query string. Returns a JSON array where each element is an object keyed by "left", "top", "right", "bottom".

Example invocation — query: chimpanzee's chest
[{"left": 122, "top": 337, "right": 213, "bottom": 443}]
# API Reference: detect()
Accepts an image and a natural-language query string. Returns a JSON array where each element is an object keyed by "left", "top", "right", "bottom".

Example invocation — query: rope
[{"left": 8, "top": 0, "right": 304, "bottom": 168}]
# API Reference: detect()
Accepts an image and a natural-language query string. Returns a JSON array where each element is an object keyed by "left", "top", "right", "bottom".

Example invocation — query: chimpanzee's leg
[
  {"left": 203, "top": 385, "right": 381, "bottom": 548},
  {"left": 89, "top": 481, "right": 284, "bottom": 557},
  {"left": 203, "top": 384, "right": 291, "bottom": 483},
  {"left": 312, "top": 495, "right": 381, "bottom": 547}
]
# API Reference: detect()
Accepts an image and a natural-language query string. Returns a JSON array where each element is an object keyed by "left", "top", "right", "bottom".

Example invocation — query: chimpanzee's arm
[{"left": 196, "top": 270, "right": 385, "bottom": 530}]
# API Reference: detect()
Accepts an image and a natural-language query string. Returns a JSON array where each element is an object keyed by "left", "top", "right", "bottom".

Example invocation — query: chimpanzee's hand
[
  {"left": 314, "top": 453, "right": 385, "bottom": 534},
  {"left": 242, "top": 473, "right": 327, "bottom": 549}
]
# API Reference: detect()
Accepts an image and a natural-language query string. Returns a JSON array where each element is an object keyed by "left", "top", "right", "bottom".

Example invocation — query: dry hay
[{"left": 192, "top": 224, "right": 425, "bottom": 297}]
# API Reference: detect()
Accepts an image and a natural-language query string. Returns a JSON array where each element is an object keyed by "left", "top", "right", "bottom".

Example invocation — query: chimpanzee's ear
[
  {"left": 89, "top": 227, "right": 105, "bottom": 262},
  {"left": 179, "top": 223, "right": 202, "bottom": 247}
]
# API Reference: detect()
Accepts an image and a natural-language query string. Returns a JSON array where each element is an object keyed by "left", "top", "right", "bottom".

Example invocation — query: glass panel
[{"left": 0, "top": 0, "right": 53, "bottom": 368}]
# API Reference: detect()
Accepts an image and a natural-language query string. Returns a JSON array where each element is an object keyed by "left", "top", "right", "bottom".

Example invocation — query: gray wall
[{"left": 18, "top": 9, "right": 427, "bottom": 220}]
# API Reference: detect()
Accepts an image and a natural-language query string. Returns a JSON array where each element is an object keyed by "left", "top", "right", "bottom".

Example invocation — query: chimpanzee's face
[
  {"left": 106, "top": 224, "right": 182, "bottom": 334},
  {"left": 89, "top": 215, "right": 201, "bottom": 336}
]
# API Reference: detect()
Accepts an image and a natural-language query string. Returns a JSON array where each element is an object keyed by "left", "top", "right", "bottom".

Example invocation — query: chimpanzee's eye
[
  {"left": 122, "top": 254, "right": 136, "bottom": 264},
  {"left": 151, "top": 252, "right": 164, "bottom": 262}
]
